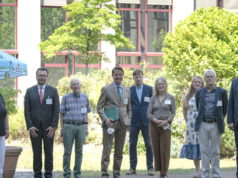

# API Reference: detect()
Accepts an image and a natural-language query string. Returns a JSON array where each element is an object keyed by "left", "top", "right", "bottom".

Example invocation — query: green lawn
[{"left": 8, "top": 140, "right": 236, "bottom": 177}]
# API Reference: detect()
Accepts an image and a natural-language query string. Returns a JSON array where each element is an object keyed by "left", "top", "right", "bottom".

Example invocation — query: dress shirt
[
  {"left": 60, "top": 92, "right": 91, "bottom": 122},
  {"left": 136, "top": 84, "right": 143, "bottom": 103},
  {"left": 204, "top": 88, "right": 216, "bottom": 120}
]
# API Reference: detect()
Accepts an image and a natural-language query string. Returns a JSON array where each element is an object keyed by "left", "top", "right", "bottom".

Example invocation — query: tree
[
  {"left": 162, "top": 7, "right": 238, "bottom": 95},
  {"left": 39, "top": 0, "right": 134, "bottom": 74}
]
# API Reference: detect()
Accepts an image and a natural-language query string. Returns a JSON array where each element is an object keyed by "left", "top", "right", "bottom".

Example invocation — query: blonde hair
[
  {"left": 154, "top": 77, "right": 168, "bottom": 96},
  {"left": 182, "top": 76, "right": 204, "bottom": 107}
]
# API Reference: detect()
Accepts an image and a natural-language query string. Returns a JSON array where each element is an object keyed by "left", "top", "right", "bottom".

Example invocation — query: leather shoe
[
  {"left": 126, "top": 169, "right": 136, "bottom": 175},
  {"left": 148, "top": 168, "right": 154, "bottom": 176},
  {"left": 113, "top": 173, "right": 120, "bottom": 178},
  {"left": 101, "top": 173, "right": 109, "bottom": 178}
]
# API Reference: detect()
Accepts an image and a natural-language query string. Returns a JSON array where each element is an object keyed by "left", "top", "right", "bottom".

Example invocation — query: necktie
[
  {"left": 39, "top": 87, "right": 43, "bottom": 104},
  {"left": 116, "top": 86, "right": 121, "bottom": 102}
]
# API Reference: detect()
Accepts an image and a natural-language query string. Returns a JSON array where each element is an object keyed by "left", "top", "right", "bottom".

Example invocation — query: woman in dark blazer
[
  {"left": 147, "top": 77, "right": 176, "bottom": 178},
  {"left": 0, "top": 93, "right": 9, "bottom": 178}
]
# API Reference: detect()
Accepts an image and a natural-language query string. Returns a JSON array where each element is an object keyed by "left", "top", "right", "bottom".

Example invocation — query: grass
[{"left": 7, "top": 140, "right": 236, "bottom": 177}]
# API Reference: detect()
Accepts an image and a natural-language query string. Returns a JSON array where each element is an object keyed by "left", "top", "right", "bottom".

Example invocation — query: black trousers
[
  {"left": 30, "top": 125, "right": 54, "bottom": 178},
  {"left": 235, "top": 129, "right": 238, "bottom": 178}
]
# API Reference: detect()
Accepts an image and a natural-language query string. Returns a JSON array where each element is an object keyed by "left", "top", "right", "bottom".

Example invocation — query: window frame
[{"left": 116, "top": 0, "right": 172, "bottom": 69}]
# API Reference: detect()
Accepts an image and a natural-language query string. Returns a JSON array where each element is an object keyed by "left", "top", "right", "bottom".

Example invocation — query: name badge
[
  {"left": 81, "top": 107, "right": 87, "bottom": 114},
  {"left": 165, "top": 99, "right": 171, "bottom": 105},
  {"left": 46, "top": 97, "right": 52, "bottom": 105},
  {"left": 124, "top": 98, "right": 128, "bottom": 105},
  {"left": 217, "top": 100, "right": 222, "bottom": 107},
  {"left": 144, "top": 96, "right": 150, "bottom": 102}
]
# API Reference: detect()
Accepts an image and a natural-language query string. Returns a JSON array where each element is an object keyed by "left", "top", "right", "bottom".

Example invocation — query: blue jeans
[
  {"left": 63, "top": 124, "right": 86, "bottom": 178},
  {"left": 129, "top": 125, "right": 153, "bottom": 170}
]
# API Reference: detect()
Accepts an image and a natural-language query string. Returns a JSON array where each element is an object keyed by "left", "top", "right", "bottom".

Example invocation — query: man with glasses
[{"left": 24, "top": 67, "right": 59, "bottom": 178}]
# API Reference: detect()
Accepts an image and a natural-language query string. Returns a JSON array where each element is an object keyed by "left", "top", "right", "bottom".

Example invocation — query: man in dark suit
[
  {"left": 126, "top": 69, "right": 154, "bottom": 176},
  {"left": 24, "top": 67, "right": 59, "bottom": 178},
  {"left": 195, "top": 69, "right": 227, "bottom": 178},
  {"left": 227, "top": 78, "right": 238, "bottom": 178}
]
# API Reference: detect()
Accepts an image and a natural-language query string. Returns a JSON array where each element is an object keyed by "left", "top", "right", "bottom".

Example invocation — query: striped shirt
[{"left": 60, "top": 92, "right": 91, "bottom": 122}]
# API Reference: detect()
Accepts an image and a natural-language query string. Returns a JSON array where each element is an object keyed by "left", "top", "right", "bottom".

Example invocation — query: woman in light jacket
[{"left": 147, "top": 77, "right": 176, "bottom": 178}]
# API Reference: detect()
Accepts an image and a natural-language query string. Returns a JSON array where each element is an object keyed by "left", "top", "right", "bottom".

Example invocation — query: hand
[
  {"left": 158, "top": 120, "right": 168, "bottom": 127},
  {"left": 105, "top": 118, "right": 113, "bottom": 127},
  {"left": 46, "top": 127, "right": 55, "bottom": 139},
  {"left": 5, "top": 129, "right": 9, "bottom": 139},
  {"left": 152, "top": 118, "right": 160, "bottom": 125},
  {"left": 29, "top": 127, "right": 38, "bottom": 138},
  {"left": 228, "top": 123, "right": 235, "bottom": 131}
]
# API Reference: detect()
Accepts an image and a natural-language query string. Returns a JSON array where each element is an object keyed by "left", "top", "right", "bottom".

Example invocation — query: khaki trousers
[
  {"left": 101, "top": 121, "right": 127, "bottom": 176},
  {"left": 198, "top": 122, "right": 221, "bottom": 178},
  {"left": 149, "top": 122, "right": 171, "bottom": 175}
]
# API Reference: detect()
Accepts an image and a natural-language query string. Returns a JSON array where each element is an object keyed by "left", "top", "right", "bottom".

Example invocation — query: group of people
[{"left": 1, "top": 66, "right": 238, "bottom": 178}]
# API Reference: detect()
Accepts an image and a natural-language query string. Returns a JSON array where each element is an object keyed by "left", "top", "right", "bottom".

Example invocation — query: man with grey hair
[
  {"left": 60, "top": 78, "right": 91, "bottom": 178},
  {"left": 195, "top": 69, "right": 227, "bottom": 178}
]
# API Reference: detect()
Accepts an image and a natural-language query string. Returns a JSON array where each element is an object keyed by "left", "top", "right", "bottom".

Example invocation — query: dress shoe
[
  {"left": 113, "top": 173, "right": 120, "bottom": 178},
  {"left": 101, "top": 173, "right": 109, "bottom": 178},
  {"left": 148, "top": 168, "right": 154, "bottom": 176},
  {"left": 126, "top": 169, "right": 136, "bottom": 175}
]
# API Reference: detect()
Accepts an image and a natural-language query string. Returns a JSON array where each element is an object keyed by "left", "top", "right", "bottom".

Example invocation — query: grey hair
[
  {"left": 204, "top": 69, "right": 216, "bottom": 78},
  {"left": 70, "top": 78, "right": 81, "bottom": 86}
]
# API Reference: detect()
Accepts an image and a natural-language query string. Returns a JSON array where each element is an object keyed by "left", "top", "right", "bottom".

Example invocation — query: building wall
[
  {"left": 1, "top": 0, "right": 238, "bottom": 106},
  {"left": 17, "top": 0, "right": 41, "bottom": 106}
]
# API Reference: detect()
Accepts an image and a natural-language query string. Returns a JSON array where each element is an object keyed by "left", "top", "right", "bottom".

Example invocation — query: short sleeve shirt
[{"left": 60, "top": 92, "right": 91, "bottom": 122}]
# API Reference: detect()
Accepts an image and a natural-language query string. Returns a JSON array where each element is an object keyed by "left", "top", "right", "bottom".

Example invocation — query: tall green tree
[
  {"left": 40, "top": 0, "right": 134, "bottom": 74},
  {"left": 162, "top": 7, "right": 238, "bottom": 99}
]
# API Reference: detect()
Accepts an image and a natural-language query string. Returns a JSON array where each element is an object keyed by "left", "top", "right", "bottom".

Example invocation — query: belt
[
  {"left": 63, "top": 120, "right": 88, "bottom": 125},
  {"left": 203, "top": 119, "right": 216, "bottom": 123}
]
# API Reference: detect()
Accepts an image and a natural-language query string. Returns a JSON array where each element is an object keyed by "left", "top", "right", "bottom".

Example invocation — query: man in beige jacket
[{"left": 97, "top": 66, "right": 131, "bottom": 178}]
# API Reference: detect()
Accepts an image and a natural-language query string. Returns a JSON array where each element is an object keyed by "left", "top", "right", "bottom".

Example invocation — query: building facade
[{"left": 0, "top": 0, "right": 237, "bottom": 99}]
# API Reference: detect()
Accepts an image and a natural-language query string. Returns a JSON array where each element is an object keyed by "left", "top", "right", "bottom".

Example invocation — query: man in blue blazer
[
  {"left": 126, "top": 69, "right": 154, "bottom": 176},
  {"left": 227, "top": 78, "right": 238, "bottom": 178},
  {"left": 24, "top": 68, "right": 59, "bottom": 178},
  {"left": 195, "top": 69, "right": 227, "bottom": 178}
]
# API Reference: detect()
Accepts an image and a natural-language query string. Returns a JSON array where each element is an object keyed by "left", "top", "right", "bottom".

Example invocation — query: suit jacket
[
  {"left": 130, "top": 84, "right": 152, "bottom": 126},
  {"left": 24, "top": 85, "right": 60, "bottom": 130},
  {"left": 227, "top": 78, "right": 238, "bottom": 128},
  {"left": 195, "top": 87, "right": 228, "bottom": 134},
  {"left": 97, "top": 82, "right": 131, "bottom": 127}
]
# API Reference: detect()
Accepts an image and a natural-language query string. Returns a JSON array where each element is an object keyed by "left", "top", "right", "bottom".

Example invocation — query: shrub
[
  {"left": 0, "top": 88, "right": 18, "bottom": 114},
  {"left": 9, "top": 109, "right": 28, "bottom": 140},
  {"left": 221, "top": 125, "right": 236, "bottom": 158}
]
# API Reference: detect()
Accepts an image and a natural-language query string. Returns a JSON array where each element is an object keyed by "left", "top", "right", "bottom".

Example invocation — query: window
[
  {"left": 0, "top": 0, "right": 16, "bottom": 49},
  {"left": 0, "top": 0, "right": 17, "bottom": 88},
  {"left": 41, "top": 6, "right": 67, "bottom": 87},
  {"left": 116, "top": 0, "right": 172, "bottom": 69},
  {"left": 217, "top": 0, "right": 223, "bottom": 7}
]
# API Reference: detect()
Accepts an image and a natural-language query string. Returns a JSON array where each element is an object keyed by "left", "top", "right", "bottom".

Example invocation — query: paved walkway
[{"left": 14, "top": 170, "right": 236, "bottom": 178}]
